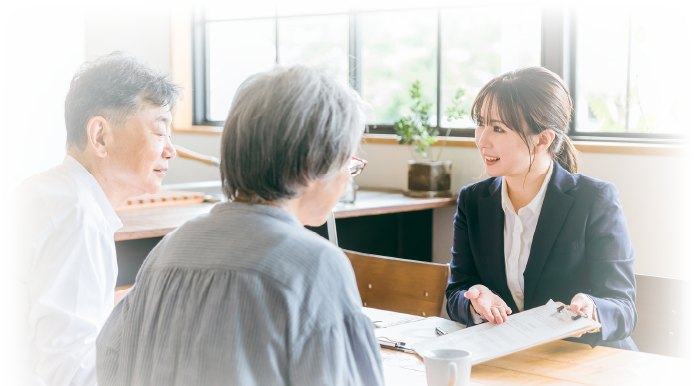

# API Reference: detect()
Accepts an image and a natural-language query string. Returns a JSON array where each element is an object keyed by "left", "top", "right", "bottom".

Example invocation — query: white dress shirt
[
  {"left": 10, "top": 155, "right": 122, "bottom": 386},
  {"left": 501, "top": 162, "right": 554, "bottom": 312},
  {"left": 470, "top": 163, "right": 553, "bottom": 323}
]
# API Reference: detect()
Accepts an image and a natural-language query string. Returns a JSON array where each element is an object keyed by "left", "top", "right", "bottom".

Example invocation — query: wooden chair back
[
  {"left": 632, "top": 274, "right": 691, "bottom": 358},
  {"left": 343, "top": 249, "right": 450, "bottom": 317}
]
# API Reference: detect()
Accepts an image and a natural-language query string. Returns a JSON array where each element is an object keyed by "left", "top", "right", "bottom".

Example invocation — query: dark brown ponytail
[
  {"left": 471, "top": 67, "right": 579, "bottom": 173},
  {"left": 553, "top": 133, "right": 579, "bottom": 174}
]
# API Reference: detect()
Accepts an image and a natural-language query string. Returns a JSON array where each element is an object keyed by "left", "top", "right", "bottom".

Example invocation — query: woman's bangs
[
  {"left": 493, "top": 85, "right": 527, "bottom": 135},
  {"left": 471, "top": 86, "right": 499, "bottom": 126}
]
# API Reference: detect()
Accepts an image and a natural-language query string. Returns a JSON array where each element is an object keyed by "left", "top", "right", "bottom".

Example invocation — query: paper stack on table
[{"left": 362, "top": 307, "right": 425, "bottom": 328}]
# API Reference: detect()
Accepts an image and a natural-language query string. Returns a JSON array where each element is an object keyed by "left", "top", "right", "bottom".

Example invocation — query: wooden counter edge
[
  {"left": 114, "top": 195, "right": 457, "bottom": 241},
  {"left": 334, "top": 199, "right": 456, "bottom": 219},
  {"left": 115, "top": 227, "right": 178, "bottom": 241}
]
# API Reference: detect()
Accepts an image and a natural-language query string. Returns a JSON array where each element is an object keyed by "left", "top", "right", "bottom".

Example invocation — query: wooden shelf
[{"left": 115, "top": 189, "right": 457, "bottom": 241}]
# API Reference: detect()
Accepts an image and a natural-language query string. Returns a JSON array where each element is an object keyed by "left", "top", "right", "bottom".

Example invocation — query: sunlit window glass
[
  {"left": 277, "top": 15, "right": 349, "bottom": 83},
  {"left": 626, "top": 7, "right": 691, "bottom": 135},
  {"left": 441, "top": 6, "right": 541, "bottom": 128},
  {"left": 200, "top": 2, "right": 688, "bottom": 141},
  {"left": 358, "top": 1, "right": 436, "bottom": 9},
  {"left": 207, "top": 1, "right": 275, "bottom": 19},
  {"left": 277, "top": 1, "right": 349, "bottom": 15},
  {"left": 361, "top": 10, "right": 437, "bottom": 125},
  {"left": 208, "top": 20, "right": 276, "bottom": 121},
  {"left": 575, "top": 6, "right": 630, "bottom": 133},
  {"left": 441, "top": 0, "right": 507, "bottom": 5},
  {"left": 575, "top": 5, "right": 690, "bottom": 135}
]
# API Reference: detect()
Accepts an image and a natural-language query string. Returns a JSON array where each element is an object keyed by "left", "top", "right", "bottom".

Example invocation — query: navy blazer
[{"left": 446, "top": 161, "right": 638, "bottom": 350}]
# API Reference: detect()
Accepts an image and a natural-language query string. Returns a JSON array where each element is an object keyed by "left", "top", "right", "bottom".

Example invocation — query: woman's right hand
[{"left": 464, "top": 285, "right": 512, "bottom": 324}]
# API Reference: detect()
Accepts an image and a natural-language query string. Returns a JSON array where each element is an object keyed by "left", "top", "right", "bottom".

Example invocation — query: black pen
[{"left": 379, "top": 344, "right": 413, "bottom": 353}]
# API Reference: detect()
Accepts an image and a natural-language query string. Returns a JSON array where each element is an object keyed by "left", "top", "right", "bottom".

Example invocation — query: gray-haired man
[{"left": 9, "top": 52, "right": 180, "bottom": 386}]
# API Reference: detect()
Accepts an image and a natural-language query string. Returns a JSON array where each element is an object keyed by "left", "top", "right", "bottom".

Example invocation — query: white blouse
[
  {"left": 470, "top": 162, "right": 553, "bottom": 323},
  {"left": 501, "top": 162, "right": 554, "bottom": 312},
  {"left": 9, "top": 155, "right": 122, "bottom": 386}
]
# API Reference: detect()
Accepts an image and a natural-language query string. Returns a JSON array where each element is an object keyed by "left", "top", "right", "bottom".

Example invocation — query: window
[
  {"left": 573, "top": 4, "right": 690, "bottom": 140},
  {"left": 193, "top": 3, "right": 687, "bottom": 142}
]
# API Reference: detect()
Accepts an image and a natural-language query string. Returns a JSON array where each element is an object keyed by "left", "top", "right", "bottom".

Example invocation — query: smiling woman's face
[{"left": 474, "top": 101, "right": 533, "bottom": 178}]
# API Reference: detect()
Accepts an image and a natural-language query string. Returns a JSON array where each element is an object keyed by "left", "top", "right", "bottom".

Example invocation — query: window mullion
[
  {"left": 624, "top": 10, "right": 633, "bottom": 133},
  {"left": 275, "top": 8, "right": 279, "bottom": 64},
  {"left": 192, "top": 5, "right": 207, "bottom": 125},
  {"left": 436, "top": 8, "right": 442, "bottom": 130},
  {"left": 567, "top": 8, "right": 577, "bottom": 134},
  {"left": 348, "top": 12, "right": 362, "bottom": 96},
  {"left": 682, "top": 25, "right": 690, "bottom": 133}
]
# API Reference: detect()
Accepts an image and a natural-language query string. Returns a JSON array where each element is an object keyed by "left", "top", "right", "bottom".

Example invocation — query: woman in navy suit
[{"left": 446, "top": 67, "right": 637, "bottom": 350}]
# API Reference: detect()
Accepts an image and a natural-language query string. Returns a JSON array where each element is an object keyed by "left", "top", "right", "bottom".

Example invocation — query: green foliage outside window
[
  {"left": 361, "top": 10, "right": 437, "bottom": 124},
  {"left": 394, "top": 82, "right": 468, "bottom": 161}
]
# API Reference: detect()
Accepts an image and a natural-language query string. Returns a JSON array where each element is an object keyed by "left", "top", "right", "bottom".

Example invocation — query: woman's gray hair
[{"left": 221, "top": 65, "right": 366, "bottom": 203}]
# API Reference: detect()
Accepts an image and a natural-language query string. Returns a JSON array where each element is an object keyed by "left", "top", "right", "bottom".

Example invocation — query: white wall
[
  {"left": 81, "top": 3, "right": 692, "bottom": 280},
  {"left": 1, "top": 3, "right": 85, "bottom": 191},
  {"left": 84, "top": 2, "right": 171, "bottom": 73}
]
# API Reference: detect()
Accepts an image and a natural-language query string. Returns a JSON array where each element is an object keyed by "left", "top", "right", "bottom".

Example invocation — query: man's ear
[
  {"left": 85, "top": 116, "right": 110, "bottom": 158},
  {"left": 535, "top": 130, "right": 556, "bottom": 154}
]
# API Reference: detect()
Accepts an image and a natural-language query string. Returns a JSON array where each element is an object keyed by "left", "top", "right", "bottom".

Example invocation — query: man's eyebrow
[{"left": 156, "top": 115, "right": 171, "bottom": 122}]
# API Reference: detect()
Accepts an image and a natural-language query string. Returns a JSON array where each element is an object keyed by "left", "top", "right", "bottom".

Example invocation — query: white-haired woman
[{"left": 96, "top": 66, "right": 383, "bottom": 386}]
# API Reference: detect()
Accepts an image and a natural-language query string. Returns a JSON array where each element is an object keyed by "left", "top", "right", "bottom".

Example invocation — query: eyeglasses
[{"left": 349, "top": 156, "right": 367, "bottom": 176}]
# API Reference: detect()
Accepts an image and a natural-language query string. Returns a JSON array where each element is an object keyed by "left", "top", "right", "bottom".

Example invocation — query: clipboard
[
  {"left": 376, "top": 317, "right": 465, "bottom": 352},
  {"left": 412, "top": 300, "right": 601, "bottom": 365}
]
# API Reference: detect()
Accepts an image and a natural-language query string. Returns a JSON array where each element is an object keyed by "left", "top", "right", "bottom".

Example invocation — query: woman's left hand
[{"left": 569, "top": 293, "right": 594, "bottom": 337}]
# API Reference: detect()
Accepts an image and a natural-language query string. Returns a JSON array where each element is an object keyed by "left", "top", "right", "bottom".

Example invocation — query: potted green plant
[{"left": 394, "top": 81, "right": 467, "bottom": 198}]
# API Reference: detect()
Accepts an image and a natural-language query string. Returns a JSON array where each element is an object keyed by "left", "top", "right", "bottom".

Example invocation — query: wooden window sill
[
  {"left": 363, "top": 134, "right": 686, "bottom": 157},
  {"left": 173, "top": 128, "right": 686, "bottom": 157},
  {"left": 173, "top": 125, "right": 223, "bottom": 135}
]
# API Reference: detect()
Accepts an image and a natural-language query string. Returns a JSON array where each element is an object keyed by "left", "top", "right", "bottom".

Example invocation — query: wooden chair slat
[{"left": 343, "top": 250, "right": 450, "bottom": 317}]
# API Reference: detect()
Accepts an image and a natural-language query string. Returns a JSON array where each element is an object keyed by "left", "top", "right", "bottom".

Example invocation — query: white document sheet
[
  {"left": 362, "top": 307, "right": 425, "bottom": 328},
  {"left": 376, "top": 317, "right": 465, "bottom": 349},
  {"left": 412, "top": 300, "right": 600, "bottom": 365}
]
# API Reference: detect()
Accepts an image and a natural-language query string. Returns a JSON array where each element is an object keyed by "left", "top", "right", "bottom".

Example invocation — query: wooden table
[
  {"left": 115, "top": 189, "right": 456, "bottom": 241},
  {"left": 381, "top": 340, "right": 688, "bottom": 385}
]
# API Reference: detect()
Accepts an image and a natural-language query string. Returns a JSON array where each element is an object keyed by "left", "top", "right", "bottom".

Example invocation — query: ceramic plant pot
[{"left": 404, "top": 160, "right": 452, "bottom": 198}]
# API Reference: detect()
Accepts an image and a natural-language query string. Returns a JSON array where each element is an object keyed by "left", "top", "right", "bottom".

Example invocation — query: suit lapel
[
  {"left": 478, "top": 178, "right": 518, "bottom": 312},
  {"left": 523, "top": 162, "right": 577, "bottom": 306}
]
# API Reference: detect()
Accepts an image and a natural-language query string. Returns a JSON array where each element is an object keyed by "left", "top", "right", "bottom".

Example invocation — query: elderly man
[{"left": 9, "top": 52, "right": 180, "bottom": 386}]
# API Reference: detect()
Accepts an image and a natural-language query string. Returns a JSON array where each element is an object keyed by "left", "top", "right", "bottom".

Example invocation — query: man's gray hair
[{"left": 221, "top": 65, "right": 366, "bottom": 203}]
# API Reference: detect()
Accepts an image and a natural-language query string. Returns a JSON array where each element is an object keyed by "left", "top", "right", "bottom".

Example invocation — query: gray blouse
[{"left": 96, "top": 202, "right": 384, "bottom": 386}]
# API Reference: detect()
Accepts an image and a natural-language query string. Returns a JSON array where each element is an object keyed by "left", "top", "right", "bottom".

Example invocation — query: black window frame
[{"left": 191, "top": 3, "right": 684, "bottom": 144}]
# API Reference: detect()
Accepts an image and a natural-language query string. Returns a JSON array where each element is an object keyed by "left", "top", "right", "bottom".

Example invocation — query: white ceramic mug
[{"left": 421, "top": 349, "right": 472, "bottom": 386}]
